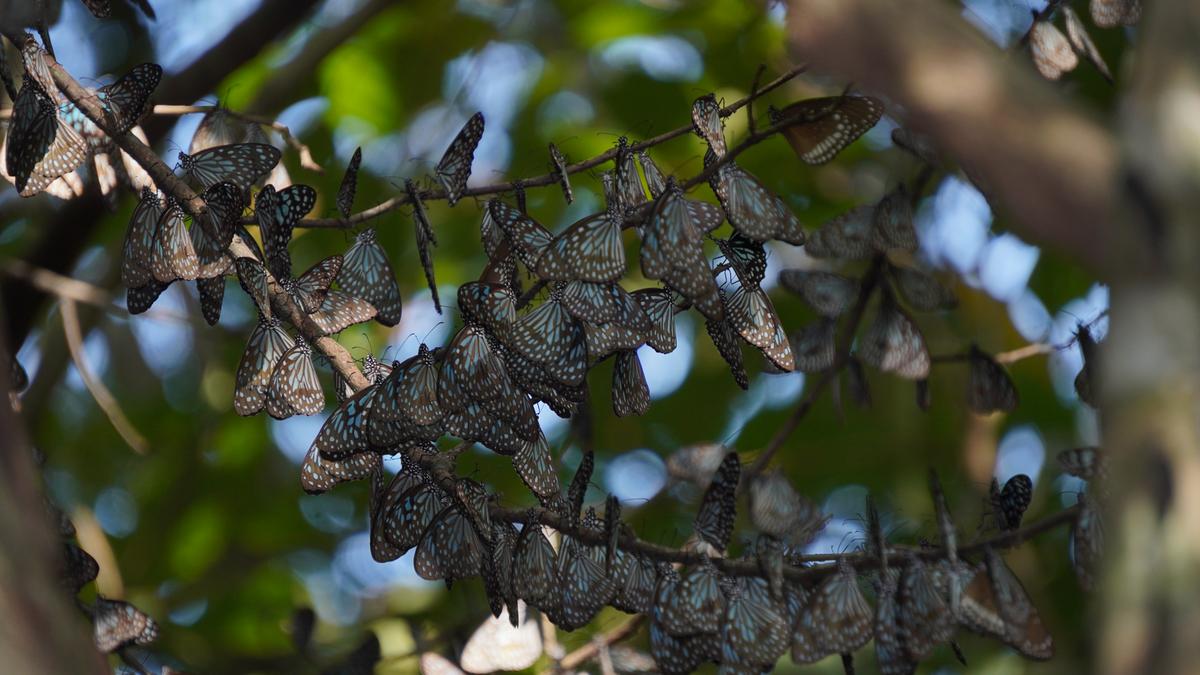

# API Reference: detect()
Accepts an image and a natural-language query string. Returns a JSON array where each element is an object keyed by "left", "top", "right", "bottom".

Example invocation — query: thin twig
[
  {"left": 557, "top": 615, "right": 645, "bottom": 671},
  {"left": 60, "top": 299, "right": 149, "bottom": 455}
]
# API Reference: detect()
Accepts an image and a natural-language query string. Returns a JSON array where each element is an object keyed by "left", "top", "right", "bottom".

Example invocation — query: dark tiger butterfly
[
  {"left": 488, "top": 199, "right": 552, "bottom": 269},
  {"left": 122, "top": 187, "right": 163, "bottom": 288},
  {"left": 299, "top": 442, "right": 379, "bottom": 495},
  {"left": 149, "top": 203, "right": 200, "bottom": 282},
  {"left": 94, "top": 63, "right": 161, "bottom": 135},
  {"left": 513, "top": 516, "right": 559, "bottom": 611},
  {"left": 614, "top": 136, "right": 647, "bottom": 211},
  {"left": 641, "top": 181, "right": 724, "bottom": 321},
  {"left": 288, "top": 256, "right": 342, "bottom": 314},
  {"left": 989, "top": 473, "right": 1033, "bottom": 531},
  {"left": 631, "top": 288, "right": 677, "bottom": 354},
  {"left": 692, "top": 452, "right": 739, "bottom": 554},
  {"left": 436, "top": 111, "right": 484, "bottom": 206},
  {"left": 691, "top": 93, "right": 726, "bottom": 158},
  {"left": 513, "top": 433, "right": 559, "bottom": 503},
  {"left": 556, "top": 532, "right": 618, "bottom": 630},
  {"left": 612, "top": 350, "right": 650, "bottom": 417},
  {"left": 309, "top": 289, "right": 378, "bottom": 335},
  {"left": 405, "top": 179, "right": 441, "bottom": 312},
  {"left": 715, "top": 232, "right": 767, "bottom": 288},
  {"left": 778, "top": 269, "right": 859, "bottom": 317},
  {"left": 6, "top": 76, "right": 87, "bottom": 197},
  {"left": 658, "top": 559, "right": 725, "bottom": 636},
  {"left": 770, "top": 94, "right": 884, "bottom": 165},
  {"left": 896, "top": 558, "right": 955, "bottom": 662},
  {"left": 548, "top": 142, "right": 573, "bottom": 204},
  {"left": 967, "top": 345, "right": 1019, "bottom": 414},
  {"left": 256, "top": 183, "right": 317, "bottom": 279},
  {"left": 266, "top": 336, "right": 324, "bottom": 419},
  {"left": 234, "top": 315, "right": 295, "bottom": 416},
  {"left": 178, "top": 142, "right": 280, "bottom": 191},
  {"left": 126, "top": 280, "right": 171, "bottom": 315},
  {"left": 457, "top": 281, "right": 517, "bottom": 338},
  {"left": 637, "top": 151, "right": 668, "bottom": 199},
  {"left": 721, "top": 577, "right": 790, "bottom": 668},
  {"left": 790, "top": 562, "right": 873, "bottom": 663},
  {"left": 235, "top": 257, "right": 271, "bottom": 318},
  {"left": 92, "top": 597, "right": 158, "bottom": 653},
  {"left": 704, "top": 312, "right": 749, "bottom": 390},
  {"left": 337, "top": 146, "right": 362, "bottom": 218},
  {"left": 534, "top": 209, "right": 625, "bottom": 283},
  {"left": 339, "top": 228, "right": 403, "bottom": 326},
  {"left": 724, "top": 278, "right": 795, "bottom": 372},
  {"left": 414, "top": 503, "right": 485, "bottom": 581},
  {"left": 704, "top": 149, "right": 805, "bottom": 245}
]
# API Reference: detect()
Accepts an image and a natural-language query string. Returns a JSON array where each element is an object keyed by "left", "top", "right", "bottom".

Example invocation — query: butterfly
[
  {"left": 791, "top": 562, "right": 873, "bottom": 663},
  {"left": 1091, "top": 0, "right": 1140, "bottom": 27},
  {"left": 692, "top": 452, "right": 739, "bottom": 554},
  {"left": 93, "top": 597, "right": 158, "bottom": 653},
  {"left": 610, "top": 552, "right": 657, "bottom": 614},
  {"left": 126, "top": 280, "right": 171, "bottom": 314},
  {"left": 967, "top": 346, "right": 1018, "bottom": 414},
  {"left": 614, "top": 136, "right": 647, "bottom": 211},
  {"left": 771, "top": 94, "right": 884, "bottom": 165},
  {"left": 650, "top": 569, "right": 719, "bottom": 673},
  {"left": 405, "top": 179, "right": 441, "bottom": 312},
  {"left": 805, "top": 204, "right": 874, "bottom": 260},
  {"left": 286, "top": 256, "right": 342, "bottom": 314},
  {"left": 59, "top": 542, "right": 99, "bottom": 593},
  {"left": 337, "top": 147, "right": 362, "bottom": 218},
  {"left": 195, "top": 276, "right": 225, "bottom": 326},
  {"left": 414, "top": 503, "right": 485, "bottom": 581},
  {"left": 1029, "top": 19, "right": 1078, "bottom": 80},
  {"left": 374, "top": 344, "right": 444, "bottom": 429},
  {"left": 299, "top": 443, "right": 379, "bottom": 494},
  {"left": 265, "top": 336, "right": 323, "bottom": 418},
  {"left": 339, "top": 228, "right": 403, "bottom": 326},
  {"left": 194, "top": 181, "right": 244, "bottom": 263},
  {"left": 234, "top": 316, "right": 295, "bottom": 416},
  {"left": 858, "top": 298, "right": 931, "bottom": 380},
  {"left": 178, "top": 143, "right": 281, "bottom": 191},
  {"left": 122, "top": 187, "right": 164, "bottom": 287},
  {"left": 641, "top": 182, "right": 724, "bottom": 321},
  {"left": 534, "top": 210, "right": 625, "bottom": 282},
  {"left": 749, "top": 471, "right": 824, "bottom": 545},
  {"left": 637, "top": 151, "right": 669, "bottom": 199},
  {"left": 890, "top": 265, "right": 957, "bottom": 311},
  {"left": 556, "top": 535, "right": 618, "bottom": 630},
  {"left": 507, "top": 290, "right": 588, "bottom": 386},
  {"left": 724, "top": 278, "right": 795, "bottom": 372},
  {"left": 548, "top": 142, "right": 573, "bottom": 204},
  {"left": 372, "top": 470, "right": 444, "bottom": 559},
  {"left": 513, "top": 433, "right": 559, "bottom": 503},
  {"left": 691, "top": 94, "right": 726, "bottom": 157},
  {"left": 513, "top": 519, "right": 560, "bottom": 612},
  {"left": 989, "top": 474, "right": 1033, "bottom": 531},
  {"left": 1058, "top": 446, "right": 1106, "bottom": 483},
  {"left": 716, "top": 232, "right": 767, "bottom": 288},
  {"left": 309, "top": 289, "right": 378, "bottom": 335},
  {"left": 256, "top": 184, "right": 317, "bottom": 279},
  {"left": 872, "top": 187, "right": 917, "bottom": 252},
  {"left": 896, "top": 558, "right": 956, "bottom": 662},
  {"left": 704, "top": 313, "right": 749, "bottom": 390},
  {"left": 785, "top": 318, "right": 834, "bottom": 373},
  {"left": 457, "top": 282, "right": 517, "bottom": 339},
  {"left": 6, "top": 76, "right": 87, "bottom": 197},
  {"left": 1062, "top": 7, "right": 1113, "bottom": 82},
  {"left": 779, "top": 270, "right": 859, "bottom": 317},
  {"left": 612, "top": 350, "right": 650, "bottom": 417},
  {"left": 235, "top": 257, "right": 272, "bottom": 318},
  {"left": 149, "top": 203, "right": 200, "bottom": 282},
  {"left": 873, "top": 569, "right": 918, "bottom": 675},
  {"left": 705, "top": 149, "right": 805, "bottom": 245},
  {"left": 721, "top": 577, "right": 790, "bottom": 668},
  {"left": 497, "top": 342, "right": 584, "bottom": 418},
  {"left": 632, "top": 288, "right": 677, "bottom": 353},
  {"left": 94, "top": 63, "right": 162, "bottom": 135},
  {"left": 436, "top": 112, "right": 484, "bottom": 206},
  {"left": 79, "top": 0, "right": 112, "bottom": 17},
  {"left": 487, "top": 199, "right": 553, "bottom": 269},
  {"left": 957, "top": 548, "right": 1054, "bottom": 660},
  {"left": 658, "top": 561, "right": 724, "bottom": 637}
]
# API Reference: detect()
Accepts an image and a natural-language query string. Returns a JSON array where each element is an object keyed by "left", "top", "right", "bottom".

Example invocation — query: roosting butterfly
[
  {"left": 6, "top": 76, "right": 87, "bottom": 196},
  {"left": 337, "top": 146, "right": 362, "bottom": 218},
  {"left": 436, "top": 112, "right": 484, "bottom": 205},
  {"left": 338, "top": 228, "right": 403, "bottom": 326},
  {"left": 770, "top": 94, "right": 884, "bottom": 165},
  {"left": 178, "top": 142, "right": 280, "bottom": 191}
]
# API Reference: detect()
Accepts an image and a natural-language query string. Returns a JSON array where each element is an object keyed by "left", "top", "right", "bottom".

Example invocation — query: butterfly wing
[
  {"left": 339, "top": 228, "right": 403, "bottom": 326},
  {"left": 337, "top": 146, "right": 362, "bottom": 218},
  {"left": 534, "top": 212, "right": 625, "bottom": 282},
  {"left": 436, "top": 112, "right": 484, "bottom": 205}
]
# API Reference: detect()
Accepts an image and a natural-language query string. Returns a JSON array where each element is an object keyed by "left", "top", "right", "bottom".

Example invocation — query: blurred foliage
[{"left": 0, "top": 0, "right": 1128, "bottom": 673}]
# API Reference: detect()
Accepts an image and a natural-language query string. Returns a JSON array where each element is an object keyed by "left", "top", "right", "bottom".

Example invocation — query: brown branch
[
  {"left": 785, "top": 0, "right": 1140, "bottom": 276},
  {"left": 60, "top": 299, "right": 150, "bottom": 455}
]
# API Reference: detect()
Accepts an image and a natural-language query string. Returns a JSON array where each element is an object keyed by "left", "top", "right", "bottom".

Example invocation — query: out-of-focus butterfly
[
  {"left": 890, "top": 265, "right": 957, "bottom": 311},
  {"left": 1071, "top": 493, "right": 1104, "bottom": 591},
  {"left": 957, "top": 547, "right": 1054, "bottom": 660},
  {"left": 256, "top": 183, "right": 317, "bottom": 279},
  {"left": 59, "top": 542, "right": 99, "bottom": 593},
  {"left": 548, "top": 142, "right": 573, "bottom": 204},
  {"left": 1058, "top": 446, "right": 1106, "bottom": 483},
  {"left": 791, "top": 562, "right": 873, "bottom": 663},
  {"left": 93, "top": 597, "right": 158, "bottom": 653},
  {"left": 234, "top": 316, "right": 295, "bottom": 416},
  {"left": 749, "top": 471, "right": 824, "bottom": 545},
  {"left": 611, "top": 350, "right": 650, "bottom": 417},
  {"left": 534, "top": 209, "right": 625, "bottom": 282},
  {"left": 459, "top": 603, "right": 542, "bottom": 673},
  {"left": 178, "top": 143, "right": 280, "bottom": 191},
  {"left": 779, "top": 269, "right": 859, "bottom": 317},
  {"left": 705, "top": 150, "right": 805, "bottom": 245},
  {"left": 967, "top": 346, "right": 1018, "bottom": 413},
  {"left": 1029, "top": 19, "right": 1078, "bottom": 80},
  {"left": 858, "top": 297, "right": 931, "bottom": 380},
  {"left": 436, "top": 112, "right": 484, "bottom": 206},
  {"left": 691, "top": 93, "right": 726, "bottom": 157},
  {"left": 873, "top": 568, "right": 917, "bottom": 675},
  {"left": 770, "top": 94, "right": 884, "bottom": 165},
  {"left": 265, "top": 336, "right": 323, "bottom": 418},
  {"left": 1090, "top": 0, "right": 1140, "bottom": 27},
  {"left": 79, "top": 0, "right": 112, "bottom": 17},
  {"left": 6, "top": 76, "right": 87, "bottom": 197},
  {"left": 896, "top": 558, "right": 955, "bottom": 662},
  {"left": 805, "top": 204, "right": 873, "bottom": 259},
  {"left": 989, "top": 474, "right": 1033, "bottom": 531},
  {"left": 872, "top": 187, "right": 917, "bottom": 252},
  {"left": 338, "top": 228, "right": 403, "bottom": 326},
  {"left": 722, "top": 577, "right": 790, "bottom": 668},
  {"left": 641, "top": 181, "right": 724, "bottom": 321},
  {"left": 723, "top": 277, "right": 795, "bottom": 372},
  {"left": 1062, "top": 7, "right": 1113, "bottom": 82},
  {"left": 659, "top": 560, "right": 725, "bottom": 636},
  {"left": 337, "top": 146, "right": 362, "bottom": 218},
  {"left": 692, "top": 452, "right": 739, "bottom": 555}
]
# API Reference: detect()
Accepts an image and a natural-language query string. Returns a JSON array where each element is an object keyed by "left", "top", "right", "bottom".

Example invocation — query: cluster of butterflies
[
  {"left": 1, "top": 37, "right": 161, "bottom": 200},
  {"left": 1026, "top": 0, "right": 1140, "bottom": 82}
]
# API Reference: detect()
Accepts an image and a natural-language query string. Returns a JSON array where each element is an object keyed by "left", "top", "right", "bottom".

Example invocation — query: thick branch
[{"left": 785, "top": 0, "right": 1142, "bottom": 276}]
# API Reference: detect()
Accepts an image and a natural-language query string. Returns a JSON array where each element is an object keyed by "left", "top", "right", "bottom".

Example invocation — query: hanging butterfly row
[{"left": 1, "top": 36, "right": 161, "bottom": 200}]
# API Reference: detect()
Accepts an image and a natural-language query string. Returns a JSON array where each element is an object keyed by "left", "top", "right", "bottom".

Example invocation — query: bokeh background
[{"left": 1, "top": 0, "right": 1122, "bottom": 672}]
